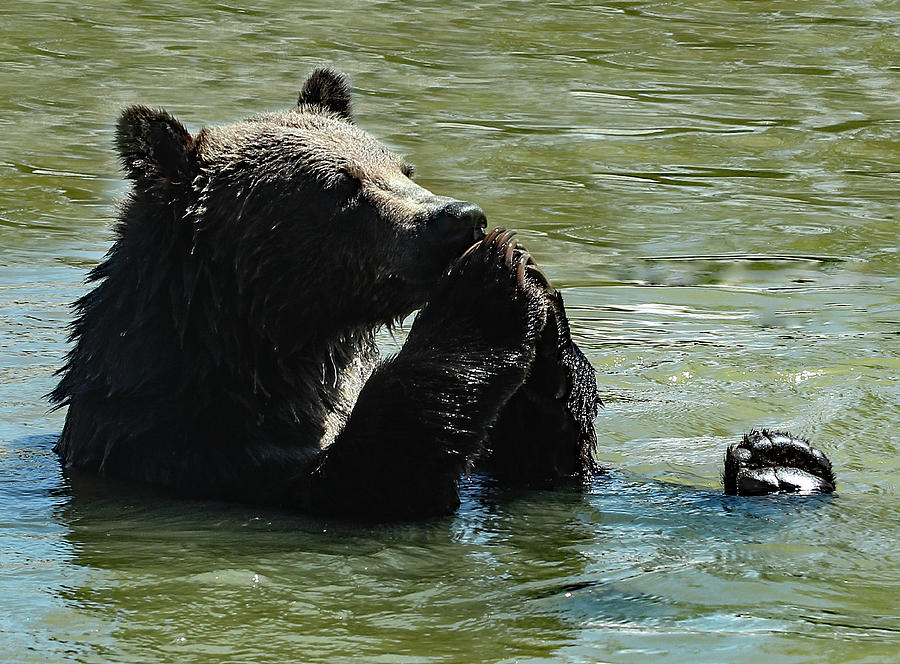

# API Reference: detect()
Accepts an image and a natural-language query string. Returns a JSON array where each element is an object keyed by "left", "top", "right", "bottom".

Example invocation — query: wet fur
[{"left": 51, "top": 69, "right": 598, "bottom": 518}]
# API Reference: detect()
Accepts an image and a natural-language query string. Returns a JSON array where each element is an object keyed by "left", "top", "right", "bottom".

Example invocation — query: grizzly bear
[{"left": 51, "top": 69, "right": 833, "bottom": 519}]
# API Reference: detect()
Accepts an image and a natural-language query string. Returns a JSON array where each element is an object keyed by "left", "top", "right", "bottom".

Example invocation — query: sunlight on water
[{"left": 1, "top": 1, "right": 898, "bottom": 662}]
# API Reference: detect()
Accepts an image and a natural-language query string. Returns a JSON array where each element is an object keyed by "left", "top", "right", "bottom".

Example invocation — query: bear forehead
[{"left": 196, "top": 109, "right": 411, "bottom": 187}]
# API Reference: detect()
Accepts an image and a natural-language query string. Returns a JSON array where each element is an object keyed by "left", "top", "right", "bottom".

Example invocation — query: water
[{"left": 1, "top": 1, "right": 898, "bottom": 661}]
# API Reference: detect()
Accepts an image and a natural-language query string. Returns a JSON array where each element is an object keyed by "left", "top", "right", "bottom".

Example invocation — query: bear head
[{"left": 113, "top": 68, "right": 487, "bottom": 348}]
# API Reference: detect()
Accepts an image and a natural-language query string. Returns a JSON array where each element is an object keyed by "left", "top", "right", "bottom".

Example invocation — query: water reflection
[
  {"left": 51, "top": 472, "right": 591, "bottom": 661},
  {"left": 46, "top": 464, "right": 859, "bottom": 663}
]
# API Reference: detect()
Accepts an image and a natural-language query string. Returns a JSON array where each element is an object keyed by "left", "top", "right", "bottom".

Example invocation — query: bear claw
[
  {"left": 515, "top": 251, "right": 530, "bottom": 286},
  {"left": 467, "top": 227, "right": 554, "bottom": 292},
  {"left": 504, "top": 237, "right": 519, "bottom": 267}
]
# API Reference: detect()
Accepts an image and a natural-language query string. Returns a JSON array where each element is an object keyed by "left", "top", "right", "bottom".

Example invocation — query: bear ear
[
  {"left": 297, "top": 68, "right": 354, "bottom": 121},
  {"left": 115, "top": 106, "right": 197, "bottom": 186}
]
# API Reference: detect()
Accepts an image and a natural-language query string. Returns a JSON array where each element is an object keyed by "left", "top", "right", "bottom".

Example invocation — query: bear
[
  {"left": 50, "top": 68, "right": 600, "bottom": 518},
  {"left": 50, "top": 68, "right": 834, "bottom": 519}
]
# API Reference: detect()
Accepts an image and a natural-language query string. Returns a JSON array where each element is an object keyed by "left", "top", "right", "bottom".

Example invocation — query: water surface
[{"left": 1, "top": 1, "right": 898, "bottom": 662}]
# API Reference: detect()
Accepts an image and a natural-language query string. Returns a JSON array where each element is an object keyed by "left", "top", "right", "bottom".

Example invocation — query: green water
[{"left": 1, "top": 1, "right": 898, "bottom": 662}]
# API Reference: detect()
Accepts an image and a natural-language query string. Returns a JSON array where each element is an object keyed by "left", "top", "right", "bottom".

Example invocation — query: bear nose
[{"left": 434, "top": 200, "right": 487, "bottom": 243}]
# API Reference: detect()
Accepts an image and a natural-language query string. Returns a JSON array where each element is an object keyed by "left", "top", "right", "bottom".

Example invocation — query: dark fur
[{"left": 51, "top": 68, "right": 598, "bottom": 518}]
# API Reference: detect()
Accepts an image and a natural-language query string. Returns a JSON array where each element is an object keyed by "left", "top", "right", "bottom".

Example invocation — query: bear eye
[{"left": 335, "top": 169, "right": 362, "bottom": 189}]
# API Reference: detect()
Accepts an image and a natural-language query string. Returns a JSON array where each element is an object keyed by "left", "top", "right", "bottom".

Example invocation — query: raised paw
[
  {"left": 483, "top": 283, "right": 600, "bottom": 485},
  {"left": 724, "top": 429, "right": 835, "bottom": 495},
  {"left": 429, "top": 227, "right": 552, "bottom": 346},
  {"left": 458, "top": 227, "right": 551, "bottom": 292}
]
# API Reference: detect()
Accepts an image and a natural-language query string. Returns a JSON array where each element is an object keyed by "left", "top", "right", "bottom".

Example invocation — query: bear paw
[
  {"left": 424, "top": 227, "right": 552, "bottom": 348},
  {"left": 724, "top": 429, "right": 835, "bottom": 495},
  {"left": 459, "top": 227, "right": 553, "bottom": 290}
]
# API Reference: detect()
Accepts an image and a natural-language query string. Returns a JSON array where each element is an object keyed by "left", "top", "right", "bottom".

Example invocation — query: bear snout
[{"left": 431, "top": 200, "right": 488, "bottom": 247}]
